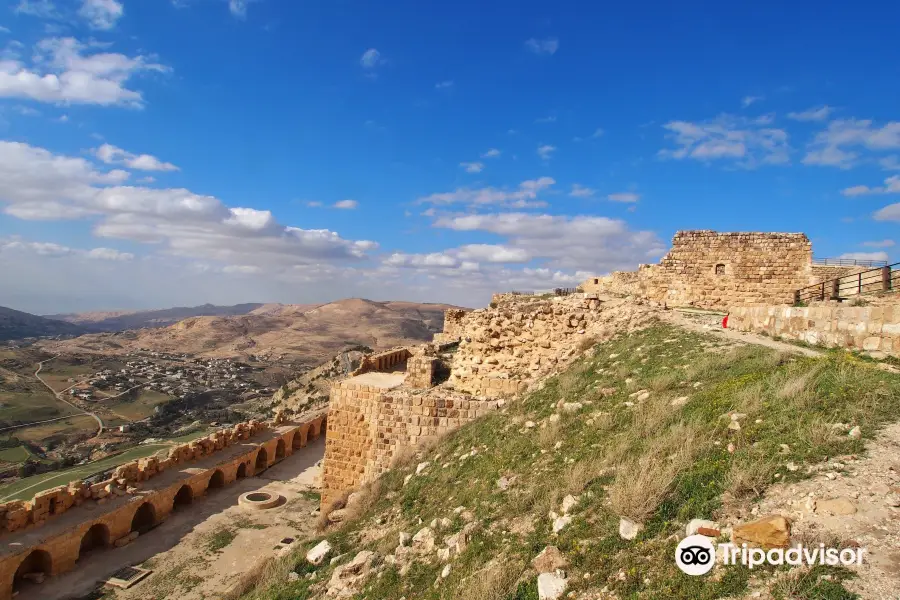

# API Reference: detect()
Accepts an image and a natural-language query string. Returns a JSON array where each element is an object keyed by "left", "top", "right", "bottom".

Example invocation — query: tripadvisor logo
[{"left": 675, "top": 535, "right": 866, "bottom": 576}]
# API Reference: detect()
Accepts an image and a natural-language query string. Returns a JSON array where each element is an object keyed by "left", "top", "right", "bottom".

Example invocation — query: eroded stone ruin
[{"left": 0, "top": 414, "right": 325, "bottom": 600}]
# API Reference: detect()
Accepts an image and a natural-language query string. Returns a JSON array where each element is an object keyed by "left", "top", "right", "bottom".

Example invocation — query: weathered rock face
[
  {"left": 327, "top": 550, "right": 375, "bottom": 597},
  {"left": 582, "top": 230, "right": 813, "bottom": 309},
  {"left": 445, "top": 294, "right": 657, "bottom": 397}
]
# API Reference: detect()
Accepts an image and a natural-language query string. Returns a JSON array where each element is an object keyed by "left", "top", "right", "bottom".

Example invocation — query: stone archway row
[{"left": 0, "top": 416, "right": 326, "bottom": 600}]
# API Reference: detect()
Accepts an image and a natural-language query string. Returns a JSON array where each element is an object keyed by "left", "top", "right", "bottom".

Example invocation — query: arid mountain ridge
[{"left": 42, "top": 298, "right": 463, "bottom": 364}]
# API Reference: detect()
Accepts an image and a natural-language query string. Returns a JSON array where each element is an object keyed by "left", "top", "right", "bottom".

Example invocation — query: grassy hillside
[{"left": 240, "top": 323, "right": 900, "bottom": 600}]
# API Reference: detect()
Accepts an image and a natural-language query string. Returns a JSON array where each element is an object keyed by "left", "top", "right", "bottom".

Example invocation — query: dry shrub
[
  {"left": 727, "top": 454, "right": 776, "bottom": 498},
  {"left": 608, "top": 422, "right": 699, "bottom": 521},
  {"left": 647, "top": 371, "right": 678, "bottom": 393},
  {"left": 455, "top": 557, "right": 524, "bottom": 600},
  {"left": 220, "top": 553, "right": 293, "bottom": 600},
  {"left": 556, "top": 362, "right": 591, "bottom": 400},
  {"left": 732, "top": 380, "right": 766, "bottom": 414},
  {"left": 801, "top": 417, "right": 840, "bottom": 450},
  {"left": 538, "top": 419, "right": 562, "bottom": 448},
  {"left": 631, "top": 396, "right": 676, "bottom": 439},
  {"left": 775, "top": 367, "right": 820, "bottom": 400},
  {"left": 684, "top": 352, "right": 728, "bottom": 381},
  {"left": 564, "top": 457, "right": 606, "bottom": 494}
]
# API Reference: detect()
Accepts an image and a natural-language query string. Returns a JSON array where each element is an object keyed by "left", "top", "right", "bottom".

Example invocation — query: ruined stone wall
[
  {"left": 728, "top": 304, "right": 900, "bottom": 356},
  {"left": 445, "top": 294, "right": 657, "bottom": 397},
  {"left": 406, "top": 354, "right": 439, "bottom": 389},
  {"left": 321, "top": 381, "right": 498, "bottom": 509},
  {"left": 433, "top": 309, "right": 467, "bottom": 344},
  {"left": 350, "top": 347, "right": 412, "bottom": 376},
  {"left": 0, "top": 415, "right": 326, "bottom": 600},
  {"left": 583, "top": 231, "right": 813, "bottom": 309}
]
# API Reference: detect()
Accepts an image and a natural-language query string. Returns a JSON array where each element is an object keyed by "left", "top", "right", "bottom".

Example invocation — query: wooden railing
[{"left": 795, "top": 262, "right": 898, "bottom": 303}]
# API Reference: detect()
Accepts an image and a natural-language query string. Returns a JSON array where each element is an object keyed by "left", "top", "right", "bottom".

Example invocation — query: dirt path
[
  {"left": 33, "top": 356, "right": 105, "bottom": 435},
  {"left": 21, "top": 437, "right": 325, "bottom": 600},
  {"left": 724, "top": 422, "right": 900, "bottom": 600}
]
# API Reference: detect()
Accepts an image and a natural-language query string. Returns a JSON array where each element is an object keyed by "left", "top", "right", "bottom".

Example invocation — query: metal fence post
[
  {"left": 884, "top": 266, "right": 893, "bottom": 291},
  {"left": 831, "top": 279, "right": 840, "bottom": 300}
]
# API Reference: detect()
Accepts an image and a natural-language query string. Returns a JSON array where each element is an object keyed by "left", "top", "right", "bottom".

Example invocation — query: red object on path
[{"left": 722, "top": 315, "right": 729, "bottom": 328}]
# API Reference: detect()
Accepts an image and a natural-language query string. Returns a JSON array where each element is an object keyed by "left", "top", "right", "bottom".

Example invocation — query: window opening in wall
[{"left": 715, "top": 263, "right": 726, "bottom": 275}]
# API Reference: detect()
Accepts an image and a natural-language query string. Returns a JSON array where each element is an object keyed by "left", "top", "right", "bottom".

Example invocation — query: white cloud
[
  {"left": 416, "top": 177, "right": 555, "bottom": 209},
  {"left": 787, "top": 106, "right": 834, "bottom": 122},
  {"left": 569, "top": 184, "right": 595, "bottom": 198},
  {"left": 306, "top": 201, "right": 323, "bottom": 208},
  {"left": 460, "top": 161, "right": 484, "bottom": 173},
  {"left": 874, "top": 204, "right": 900, "bottom": 222},
  {"left": 481, "top": 148, "right": 501, "bottom": 159},
  {"left": 861, "top": 239, "right": 895, "bottom": 248},
  {"left": 14, "top": 0, "right": 59, "bottom": 19},
  {"left": 228, "top": 0, "right": 252, "bottom": 18},
  {"left": 79, "top": 0, "right": 123, "bottom": 30},
  {"left": 841, "top": 175, "right": 900, "bottom": 196},
  {"left": 86, "top": 247, "right": 133, "bottom": 260},
  {"left": 803, "top": 119, "right": 900, "bottom": 169},
  {"left": 333, "top": 199, "right": 358, "bottom": 210},
  {"left": 455, "top": 244, "right": 529, "bottom": 263},
  {"left": 535, "top": 114, "right": 557, "bottom": 124},
  {"left": 607, "top": 192, "right": 640, "bottom": 203},
  {"left": 360, "top": 48, "right": 384, "bottom": 69},
  {"left": 432, "top": 212, "right": 665, "bottom": 273},
  {"left": 435, "top": 80, "right": 453, "bottom": 90},
  {"left": 591, "top": 128, "right": 604, "bottom": 138},
  {"left": 525, "top": 37, "right": 559, "bottom": 56},
  {"left": 741, "top": 95, "right": 763, "bottom": 108},
  {"left": 537, "top": 144, "right": 556, "bottom": 160},
  {"left": 838, "top": 251, "right": 889, "bottom": 262},
  {"left": 222, "top": 264, "right": 261, "bottom": 274},
  {"left": 0, "top": 37, "right": 169, "bottom": 108},
  {"left": 95, "top": 143, "right": 179, "bottom": 172},
  {"left": 0, "top": 141, "right": 379, "bottom": 271},
  {"left": 880, "top": 155, "right": 900, "bottom": 171},
  {"left": 659, "top": 114, "right": 790, "bottom": 168},
  {"left": 0, "top": 26, "right": 11, "bottom": 34}
]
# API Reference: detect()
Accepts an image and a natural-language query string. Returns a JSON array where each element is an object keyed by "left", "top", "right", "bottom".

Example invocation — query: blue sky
[{"left": 0, "top": 0, "right": 898, "bottom": 313}]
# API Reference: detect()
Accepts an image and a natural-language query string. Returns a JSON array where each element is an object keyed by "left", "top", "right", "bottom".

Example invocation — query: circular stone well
[{"left": 238, "top": 491, "right": 283, "bottom": 510}]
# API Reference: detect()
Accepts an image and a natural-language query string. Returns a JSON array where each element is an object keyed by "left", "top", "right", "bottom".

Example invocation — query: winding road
[{"left": 33, "top": 356, "right": 105, "bottom": 436}]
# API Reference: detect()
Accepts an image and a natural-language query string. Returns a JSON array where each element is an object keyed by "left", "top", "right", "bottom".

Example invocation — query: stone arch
[
  {"left": 255, "top": 447, "right": 268, "bottom": 472},
  {"left": 14, "top": 549, "right": 52, "bottom": 592},
  {"left": 310, "top": 418, "right": 323, "bottom": 439},
  {"left": 173, "top": 484, "right": 193, "bottom": 510},
  {"left": 236, "top": 462, "right": 247, "bottom": 479},
  {"left": 78, "top": 523, "right": 110, "bottom": 559},
  {"left": 292, "top": 426, "right": 308, "bottom": 449},
  {"left": 275, "top": 438, "right": 286, "bottom": 461},
  {"left": 130, "top": 502, "right": 156, "bottom": 535},
  {"left": 715, "top": 263, "right": 726, "bottom": 276},
  {"left": 207, "top": 469, "right": 225, "bottom": 491}
]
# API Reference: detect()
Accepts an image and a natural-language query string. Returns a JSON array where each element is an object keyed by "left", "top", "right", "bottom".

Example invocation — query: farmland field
[
  {"left": 0, "top": 428, "right": 213, "bottom": 501},
  {"left": 106, "top": 389, "right": 173, "bottom": 421}
]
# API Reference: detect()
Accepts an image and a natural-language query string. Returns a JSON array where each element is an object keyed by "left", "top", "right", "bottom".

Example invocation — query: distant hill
[
  {"left": 46, "top": 298, "right": 463, "bottom": 365},
  {"left": 45, "top": 302, "right": 265, "bottom": 332},
  {"left": 0, "top": 306, "right": 89, "bottom": 341}
]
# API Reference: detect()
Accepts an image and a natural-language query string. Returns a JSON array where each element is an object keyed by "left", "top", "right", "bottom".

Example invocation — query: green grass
[
  {"left": 106, "top": 389, "right": 174, "bottom": 420},
  {"left": 0, "top": 427, "right": 214, "bottom": 501},
  {"left": 0, "top": 445, "right": 32, "bottom": 464},
  {"left": 206, "top": 526, "right": 239, "bottom": 553},
  {"left": 0, "top": 389, "right": 80, "bottom": 422},
  {"left": 241, "top": 324, "right": 900, "bottom": 600}
]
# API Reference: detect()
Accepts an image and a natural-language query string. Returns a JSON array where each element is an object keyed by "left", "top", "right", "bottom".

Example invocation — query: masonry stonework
[
  {"left": 321, "top": 377, "right": 497, "bottom": 509},
  {"left": 728, "top": 304, "right": 900, "bottom": 356},
  {"left": 583, "top": 231, "right": 813, "bottom": 309},
  {"left": 0, "top": 414, "right": 326, "bottom": 600}
]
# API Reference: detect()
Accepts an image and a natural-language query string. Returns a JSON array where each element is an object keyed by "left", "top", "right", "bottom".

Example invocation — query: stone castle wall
[
  {"left": 728, "top": 304, "right": 900, "bottom": 356},
  {"left": 0, "top": 415, "right": 326, "bottom": 600},
  {"left": 0, "top": 419, "right": 268, "bottom": 534},
  {"left": 350, "top": 347, "right": 412, "bottom": 376},
  {"left": 321, "top": 382, "right": 497, "bottom": 509},
  {"left": 583, "top": 230, "right": 813, "bottom": 309},
  {"left": 809, "top": 264, "right": 869, "bottom": 284},
  {"left": 445, "top": 294, "right": 656, "bottom": 397}
]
